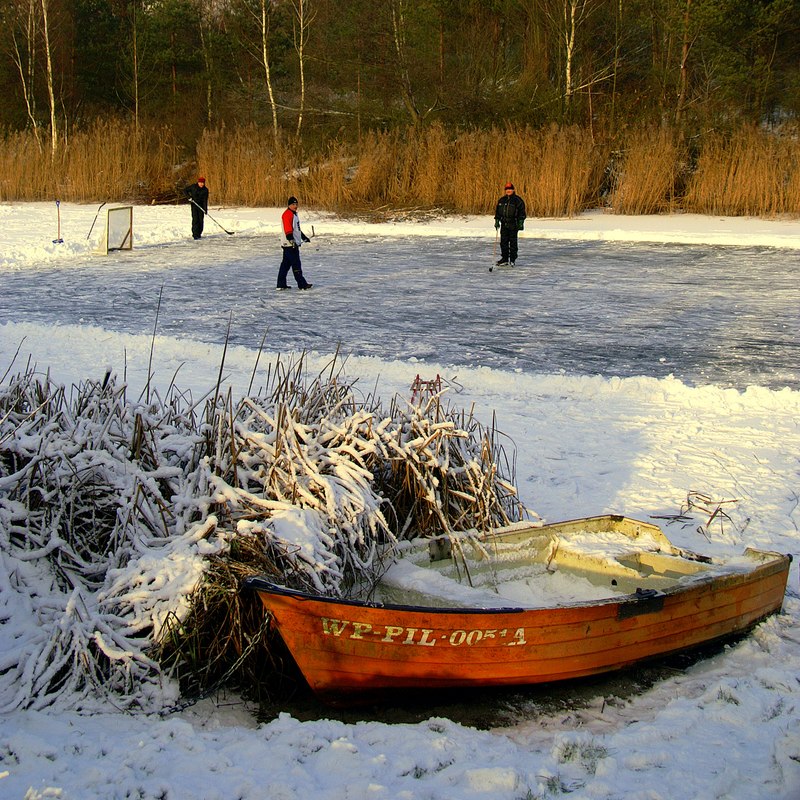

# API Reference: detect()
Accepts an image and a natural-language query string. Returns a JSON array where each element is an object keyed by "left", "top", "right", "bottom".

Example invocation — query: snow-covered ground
[{"left": 1, "top": 202, "right": 799, "bottom": 799}]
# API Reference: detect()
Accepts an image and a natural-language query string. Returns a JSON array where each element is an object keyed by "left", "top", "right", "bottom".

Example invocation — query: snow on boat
[{"left": 243, "top": 515, "right": 791, "bottom": 703}]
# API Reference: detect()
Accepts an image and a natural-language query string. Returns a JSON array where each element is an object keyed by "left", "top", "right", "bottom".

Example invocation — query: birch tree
[
  {"left": 389, "top": 0, "right": 420, "bottom": 124},
  {"left": 197, "top": 5, "right": 214, "bottom": 124},
  {"left": 39, "top": 0, "right": 57, "bottom": 157},
  {"left": 114, "top": 0, "right": 144, "bottom": 134},
  {"left": 190, "top": 0, "right": 227, "bottom": 125},
  {"left": 259, "top": 0, "right": 279, "bottom": 140},
  {"left": 609, "top": 0, "right": 622, "bottom": 133},
  {"left": 536, "top": 0, "right": 602, "bottom": 112},
  {"left": 674, "top": 0, "right": 692, "bottom": 123},
  {"left": 290, "top": 0, "right": 315, "bottom": 139},
  {"left": 6, "top": 0, "right": 42, "bottom": 148},
  {"left": 239, "top": 0, "right": 279, "bottom": 142}
]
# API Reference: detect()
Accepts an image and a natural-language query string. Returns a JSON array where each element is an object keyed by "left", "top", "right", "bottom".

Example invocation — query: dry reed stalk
[
  {"left": 450, "top": 125, "right": 605, "bottom": 217},
  {"left": 451, "top": 130, "right": 498, "bottom": 213},
  {"left": 535, "top": 126, "right": 607, "bottom": 216},
  {"left": 684, "top": 126, "right": 799, "bottom": 216},
  {"left": 381, "top": 391, "right": 526, "bottom": 539},
  {"left": 3, "top": 118, "right": 800, "bottom": 216},
  {"left": 0, "top": 131, "right": 49, "bottom": 201},
  {"left": 347, "top": 129, "right": 404, "bottom": 207},
  {"left": 610, "top": 127, "right": 684, "bottom": 215},
  {"left": 485, "top": 126, "right": 524, "bottom": 208},
  {"left": 454, "top": 126, "right": 528, "bottom": 214},
  {"left": 199, "top": 355, "right": 394, "bottom": 596},
  {"left": 411, "top": 123, "right": 452, "bottom": 206},
  {"left": 157, "top": 535, "right": 285, "bottom": 701},
  {"left": 195, "top": 125, "right": 299, "bottom": 206},
  {"left": 301, "top": 141, "right": 354, "bottom": 208},
  {"left": 67, "top": 119, "right": 180, "bottom": 201},
  {"left": 0, "top": 118, "right": 182, "bottom": 202},
  {"left": 784, "top": 144, "right": 800, "bottom": 215},
  {"left": 180, "top": 353, "right": 529, "bottom": 708}
]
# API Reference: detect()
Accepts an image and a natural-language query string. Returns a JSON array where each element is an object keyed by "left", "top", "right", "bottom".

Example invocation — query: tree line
[{"left": 2, "top": 0, "right": 799, "bottom": 154}]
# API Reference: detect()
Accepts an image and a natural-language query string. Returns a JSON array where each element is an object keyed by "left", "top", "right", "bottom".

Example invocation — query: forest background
[{"left": 2, "top": 0, "right": 800, "bottom": 216}]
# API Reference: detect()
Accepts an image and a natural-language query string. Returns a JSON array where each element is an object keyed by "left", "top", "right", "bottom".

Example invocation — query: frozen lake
[{"left": 3, "top": 233, "right": 798, "bottom": 390}]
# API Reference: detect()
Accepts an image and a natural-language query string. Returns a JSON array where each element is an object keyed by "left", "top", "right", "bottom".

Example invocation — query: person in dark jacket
[
  {"left": 277, "top": 196, "right": 313, "bottom": 290},
  {"left": 494, "top": 182, "right": 526, "bottom": 266},
  {"left": 184, "top": 176, "right": 209, "bottom": 239}
]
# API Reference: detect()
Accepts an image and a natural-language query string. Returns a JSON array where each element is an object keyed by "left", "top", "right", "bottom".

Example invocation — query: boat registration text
[{"left": 321, "top": 617, "right": 527, "bottom": 647}]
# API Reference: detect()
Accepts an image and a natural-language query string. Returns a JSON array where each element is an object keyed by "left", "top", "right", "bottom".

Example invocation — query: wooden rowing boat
[{"left": 244, "top": 514, "right": 791, "bottom": 703}]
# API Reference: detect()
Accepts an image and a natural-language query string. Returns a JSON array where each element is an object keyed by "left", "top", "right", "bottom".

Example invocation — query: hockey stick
[
  {"left": 489, "top": 226, "right": 498, "bottom": 271},
  {"left": 86, "top": 201, "right": 106, "bottom": 240},
  {"left": 53, "top": 200, "right": 64, "bottom": 243},
  {"left": 188, "top": 197, "right": 235, "bottom": 235}
]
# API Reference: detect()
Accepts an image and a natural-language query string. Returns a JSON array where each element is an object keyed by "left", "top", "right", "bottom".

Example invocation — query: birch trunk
[
  {"left": 390, "top": 0, "right": 420, "bottom": 124},
  {"left": 198, "top": 11, "right": 213, "bottom": 125},
  {"left": 40, "top": 0, "right": 57, "bottom": 158},
  {"left": 292, "top": 0, "right": 316, "bottom": 139},
  {"left": 675, "top": 0, "right": 692, "bottom": 124},
  {"left": 563, "top": 0, "right": 577, "bottom": 107},
  {"left": 260, "top": 0, "right": 279, "bottom": 143},
  {"left": 10, "top": 0, "right": 42, "bottom": 149}
]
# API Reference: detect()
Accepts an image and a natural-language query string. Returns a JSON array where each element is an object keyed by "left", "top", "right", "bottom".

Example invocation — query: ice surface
[{"left": 2, "top": 233, "right": 798, "bottom": 389}]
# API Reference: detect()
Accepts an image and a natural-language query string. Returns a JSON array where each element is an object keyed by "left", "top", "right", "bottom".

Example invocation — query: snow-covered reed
[
  {"left": 0, "top": 367, "right": 217, "bottom": 712},
  {"left": 0, "top": 355, "right": 527, "bottom": 710}
]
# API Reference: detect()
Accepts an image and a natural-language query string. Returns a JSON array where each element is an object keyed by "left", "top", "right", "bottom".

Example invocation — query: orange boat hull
[
  {"left": 246, "top": 550, "right": 790, "bottom": 702},
  {"left": 251, "top": 559, "right": 789, "bottom": 696}
]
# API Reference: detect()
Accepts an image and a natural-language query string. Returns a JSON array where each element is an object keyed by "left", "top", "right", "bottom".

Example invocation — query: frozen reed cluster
[{"left": 0, "top": 355, "right": 527, "bottom": 710}]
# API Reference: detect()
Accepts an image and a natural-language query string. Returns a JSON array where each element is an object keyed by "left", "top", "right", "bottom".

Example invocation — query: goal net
[{"left": 105, "top": 206, "right": 133, "bottom": 253}]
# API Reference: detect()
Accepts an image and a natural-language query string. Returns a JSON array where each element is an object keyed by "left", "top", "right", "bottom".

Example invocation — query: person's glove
[
  {"left": 301, "top": 233, "right": 311, "bottom": 243},
  {"left": 494, "top": 220, "right": 500, "bottom": 230},
  {"left": 285, "top": 234, "right": 295, "bottom": 246},
  {"left": 518, "top": 220, "right": 525, "bottom": 231}
]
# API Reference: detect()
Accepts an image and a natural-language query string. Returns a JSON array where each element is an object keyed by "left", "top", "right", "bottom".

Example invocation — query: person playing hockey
[
  {"left": 494, "top": 182, "right": 526, "bottom": 266},
  {"left": 184, "top": 176, "right": 209, "bottom": 240},
  {"left": 277, "top": 196, "right": 313, "bottom": 290}
]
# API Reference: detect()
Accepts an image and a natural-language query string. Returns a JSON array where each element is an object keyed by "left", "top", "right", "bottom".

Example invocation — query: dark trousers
[
  {"left": 500, "top": 226, "right": 519, "bottom": 262},
  {"left": 191, "top": 207, "right": 205, "bottom": 239},
  {"left": 277, "top": 245, "right": 309, "bottom": 288}
]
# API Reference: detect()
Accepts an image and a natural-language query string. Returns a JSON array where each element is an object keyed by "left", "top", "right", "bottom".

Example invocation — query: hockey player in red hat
[
  {"left": 184, "top": 176, "right": 209, "bottom": 239},
  {"left": 493, "top": 181, "right": 526, "bottom": 267}
]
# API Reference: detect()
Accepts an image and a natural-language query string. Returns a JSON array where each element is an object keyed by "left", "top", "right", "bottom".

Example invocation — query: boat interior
[{"left": 376, "top": 515, "right": 767, "bottom": 610}]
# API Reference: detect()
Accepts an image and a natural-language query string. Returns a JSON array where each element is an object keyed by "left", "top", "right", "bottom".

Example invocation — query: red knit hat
[
  {"left": 504, "top": 182, "right": 514, "bottom": 190},
  {"left": 198, "top": 176, "right": 206, "bottom": 183}
]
